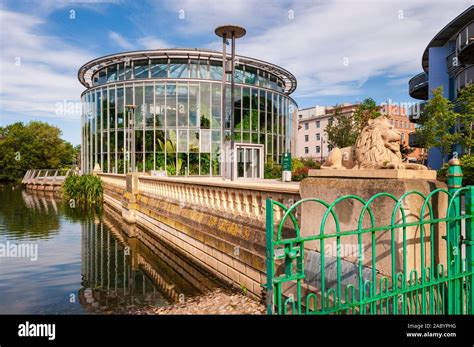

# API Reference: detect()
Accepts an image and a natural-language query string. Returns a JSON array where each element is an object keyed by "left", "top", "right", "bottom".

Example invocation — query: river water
[{"left": 0, "top": 185, "right": 222, "bottom": 314}]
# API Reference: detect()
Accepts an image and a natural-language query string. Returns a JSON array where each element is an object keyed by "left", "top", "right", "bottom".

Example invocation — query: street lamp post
[{"left": 215, "top": 25, "right": 246, "bottom": 181}]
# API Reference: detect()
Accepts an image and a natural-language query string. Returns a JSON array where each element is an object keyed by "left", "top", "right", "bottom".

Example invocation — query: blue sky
[{"left": 0, "top": 0, "right": 473, "bottom": 145}]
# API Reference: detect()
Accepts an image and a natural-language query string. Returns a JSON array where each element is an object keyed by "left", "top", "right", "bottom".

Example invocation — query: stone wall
[{"left": 99, "top": 173, "right": 300, "bottom": 299}]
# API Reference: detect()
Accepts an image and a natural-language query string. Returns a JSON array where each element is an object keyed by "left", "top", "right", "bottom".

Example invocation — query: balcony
[
  {"left": 408, "top": 101, "right": 427, "bottom": 123},
  {"left": 457, "top": 21, "right": 474, "bottom": 64},
  {"left": 409, "top": 72, "right": 428, "bottom": 100},
  {"left": 455, "top": 65, "right": 474, "bottom": 96},
  {"left": 408, "top": 132, "right": 424, "bottom": 148}
]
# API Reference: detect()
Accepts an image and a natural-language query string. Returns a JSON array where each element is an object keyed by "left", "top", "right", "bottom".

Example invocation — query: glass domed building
[{"left": 78, "top": 48, "right": 297, "bottom": 178}]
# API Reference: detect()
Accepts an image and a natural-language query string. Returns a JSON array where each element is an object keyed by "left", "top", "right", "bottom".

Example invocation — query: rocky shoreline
[{"left": 127, "top": 289, "right": 265, "bottom": 315}]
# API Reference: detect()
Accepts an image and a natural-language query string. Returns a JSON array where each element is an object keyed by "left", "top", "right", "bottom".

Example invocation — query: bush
[
  {"left": 264, "top": 161, "right": 282, "bottom": 179},
  {"left": 62, "top": 174, "right": 103, "bottom": 205},
  {"left": 291, "top": 158, "right": 320, "bottom": 181},
  {"left": 437, "top": 154, "right": 474, "bottom": 186}
]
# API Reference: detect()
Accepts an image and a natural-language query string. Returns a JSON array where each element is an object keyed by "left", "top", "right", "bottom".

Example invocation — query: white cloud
[
  {"left": 147, "top": 0, "right": 472, "bottom": 99},
  {"left": 108, "top": 31, "right": 134, "bottom": 50},
  {"left": 0, "top": 9, "right": 94, "bottom": 124}
]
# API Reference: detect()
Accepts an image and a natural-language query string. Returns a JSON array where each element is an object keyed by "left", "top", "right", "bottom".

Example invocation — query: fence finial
[{"left": 447, "top": 158, "right": 463, "bottom": 189}]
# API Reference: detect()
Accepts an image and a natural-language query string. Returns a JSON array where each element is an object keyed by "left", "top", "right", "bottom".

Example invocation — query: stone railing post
[{"left": 121, "top": 172, "right": 140, "bottom": 235}]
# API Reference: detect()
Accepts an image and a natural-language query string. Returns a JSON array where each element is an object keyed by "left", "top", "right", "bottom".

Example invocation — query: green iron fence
[{"left": 265, "top": 160, "right": 474, "bottom": 315}]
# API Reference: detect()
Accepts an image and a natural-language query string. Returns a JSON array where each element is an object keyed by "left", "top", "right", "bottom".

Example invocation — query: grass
[{"left": 62, "top": 174, "right": 103, "bottom": 205}]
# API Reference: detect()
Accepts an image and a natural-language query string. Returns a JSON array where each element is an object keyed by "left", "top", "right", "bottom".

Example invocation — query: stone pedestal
[
  {"left": 300, "top": 170, "right": 447, "bottom": 285},
  {"left": 121, "top": 172, "right": 140, "bottom": 226}
]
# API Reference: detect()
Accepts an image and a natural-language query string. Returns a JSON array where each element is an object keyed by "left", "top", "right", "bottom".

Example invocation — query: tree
[
  {"left": 400, "top": 142, "right": 415, "bottom": 161},
  {"left": 353, "top": 98, "right": 381, "bottom": 131},
  {"left": 415, "top": 87, "right": 460, "bottom": 164},
  {"left": 325, "top": 105, "right": 358, "bottom": 148},
  {"left": 457, "top": 83, "right": 474, "bottom": 155},
  {"left": 0, "top": 121, "right": 76, "bottom": 182}
]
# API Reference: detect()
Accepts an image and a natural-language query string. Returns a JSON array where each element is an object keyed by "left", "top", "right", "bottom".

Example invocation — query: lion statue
[{"left": 321, "top": 116, "right": 427, "bottom": 170}]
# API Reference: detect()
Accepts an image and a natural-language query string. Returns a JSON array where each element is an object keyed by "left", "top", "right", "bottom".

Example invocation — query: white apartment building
[{"left": 296, "top": 104, "right": 357, "bottom": 162}]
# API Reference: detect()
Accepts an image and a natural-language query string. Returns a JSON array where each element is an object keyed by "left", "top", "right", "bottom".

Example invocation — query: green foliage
[
  {"left": 291, "top": 158, "right": 320, "bottom": 181},
  {"left": 0, "top": 121, "right": 78, "bottom": 182},
  {"left": 415, "top": 87, "right": 460, "bottom": 164},
  {"left": 325, "top": 105, "right": 358, "bottom": 148},
  {"left": 400, "top": 142, "right": 415, "bottom": 161},
  {"left": 353, "top": 97, "right": 381, "bottom": 131},
  {"left": 62, "top": 174, "right": 103, "bottom": 205},
  {"left": 457, "top": 84, "right": 474, "bottom": 155},
  {"left": 264, "top": 160, "right": 282, "bottom": 179},
  {"left": 437, "top": 154, "right": 474, "bottom": 186}
]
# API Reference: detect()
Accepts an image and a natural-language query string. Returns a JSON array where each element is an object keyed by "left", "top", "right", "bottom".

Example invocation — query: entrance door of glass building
[{"left": 235, "top": 144, "right": 263, "bottom": 179}]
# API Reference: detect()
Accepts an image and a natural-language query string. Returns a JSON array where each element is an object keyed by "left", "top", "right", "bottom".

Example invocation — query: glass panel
[
  {"left": 190, "top": 59, "right": 199, "bottom": 79},
  {"left": 125, "top": 61, "right": 133, "bottom": 80},
  {"left": 166, "top": 130, "right": 177, "bottom": 153},
  {"left": 178, "top": 153, "right": 188, "bottom": 175},
  {"left": 107, "top": 64, "right": 117, "bottom": 83},
  {"left": 259, "top": 89, "right": 266, "bottom": 132},
  {"left": 189, "top": 153, "right": 199, "bottom": 175},
  {"left": 117, "top": 63, "right": 125, "bottom": 81},
  {"left": 155, "top": 130, "right": 165, "bottom": 152},
  {"left": 145, "top": 130, "right": 153, "bottom": 152},
  {"left": 245, "top": 148, "right": 253, "bottom": 178},
  {"left": 101, "top": 88, "right": 107, "bottom": 130},
  {"left": 134, "top": 84, "right": 144, "bottom": 128},
  {"left": 155, "top": 84, "right": 165, "bottom": 127},
  {"left": 145, "top": 85, "right": 154, "bottom": 127},
  {"left": 108, "top": 88, "right": 115, "bottom": 129},
  {"left": 200, "top": 129, "right": 211, "bottom": 153},
  {"left": 169, "top": 59, "right": 189, "bottom": 78},
  {"left": 166, "top": 154, "right": 176, "bottom": 175},
  {"left": 145, "top": 153, "right": 153, "bottom": 171},
  {"left": 178, "top": 84, "right": 188, "bottom": 126},
  {"left": 98, "top": 69, "right": 106, "bottom": 84},
  {"left": 189, "top": 129, "right": 199, "bottom": 152},
  {"left": 235, "top": 65, "right": 244, "bottom": 83},
  {"left": 178, "top": 129, "right": 188, "bottom": 153},
  {"left": 166, "top": 83, "right": 177, "bottom": 127},
  {"left": 155, "top": 152, "right": 165, "bottom": 170},
  {"left": 245, "top": 66, "right": 257, "bottom": 85},
  {"left": 200, "top": 153, "right": 210, "bottom": 175},
  {"left": 237, "top": 148, "right": 244, "bottom": 177},
  {"left": 189, "top": 84, "right": 199, "bottom": 127},
  {"left": 250, "top": 89, "right": 258, "bottom": 131},
  {"left": 211, "top": 153, "right": 220, "bottom": 176},
  {"left": 199, "top": 60, "right": 209, "bottom": 79},
  {"left": 200, "top": 83, "right": 211, "bottom": 129},
  {"left": 210, "top": 60, "right": 222, "bottom": 80},
  {"left": 134, "top": 59, "right": 149, "bottom": 79},
  {"left": 117, "top": 87, "right": 124, "bottom": 128},
  {"left": 211, "top": 83, "right": 221, "bottom": 129},
  {"left": 150, "top": 59, "right": 168, "bottom": 78}
]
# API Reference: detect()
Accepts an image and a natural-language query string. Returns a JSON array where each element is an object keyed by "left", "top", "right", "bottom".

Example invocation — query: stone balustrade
[
  {"left": 137, "top": 176, "right": 300, "bottom": 221},
  {"left": 98, "top": 173, "right": 127, "bottom": 189}
]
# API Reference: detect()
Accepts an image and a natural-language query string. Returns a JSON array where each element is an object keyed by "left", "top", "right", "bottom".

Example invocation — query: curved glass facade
[{"left": 80, "top": 54, "right": 297, "bottom": 176}]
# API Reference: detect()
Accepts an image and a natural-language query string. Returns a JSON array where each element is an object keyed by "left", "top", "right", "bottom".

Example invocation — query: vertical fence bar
[
  {"left": 466, "top": 186, "right": 474, "bottom": 314},
  {"left": 447, "top": 158, "right": 463, "bottom": 314},
  {"left": 265, "top": 198, "right": 275, "bottom": 315}
]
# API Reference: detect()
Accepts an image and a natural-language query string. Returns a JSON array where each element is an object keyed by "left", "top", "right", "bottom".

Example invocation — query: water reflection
[{"left": 0, "top": 186, "right": 223, "bottom": 314}]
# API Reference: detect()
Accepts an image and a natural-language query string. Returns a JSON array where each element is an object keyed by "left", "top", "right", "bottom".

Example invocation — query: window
[
  {"left": 316, "top": 133, "right": 320, "bottom": 141},
  {"left": 316, "top": 146, "right": 321, "bottom": 153},
  {"left": 304, "top": 123, "right": 309, "bottom": 130},
  {"left": 150, "top": 59, "right": 168, "bottom": 78},
  {"left": 304, "top": 147, "right": 309, "bottom": 154},
  {"left": 134, "top": 59, "right": 149, "bottom": 79},
  {"left": 305, "top": 135, "right": 309, "bottom": 142},
  {"left": 401, "top": 132, "right": 405, "bottom": 141},
  {"left": 316, "top": 120, "right": 320, "bottom": 128}
]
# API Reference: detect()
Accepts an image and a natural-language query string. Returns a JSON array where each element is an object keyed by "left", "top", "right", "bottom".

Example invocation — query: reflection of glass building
[
  {"left": 78, "top": 49, "right": 297, "bottom": 177},
  {"left": 408, "top": 6, "right": 473, "bottom": 169}
]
